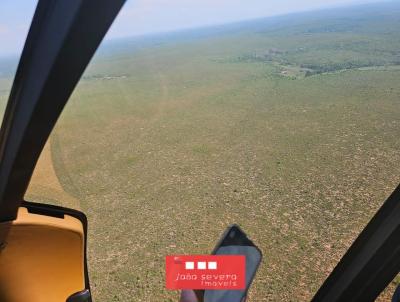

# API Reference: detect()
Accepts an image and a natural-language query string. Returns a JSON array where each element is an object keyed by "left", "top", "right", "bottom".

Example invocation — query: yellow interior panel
[{"left": 0, "top": 207, "right": 85, "bottom": 302}]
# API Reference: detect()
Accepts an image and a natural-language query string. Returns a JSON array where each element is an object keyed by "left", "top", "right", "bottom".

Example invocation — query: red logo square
[{"left": 166, "top": 255, "right": 246, "bottom": 290}]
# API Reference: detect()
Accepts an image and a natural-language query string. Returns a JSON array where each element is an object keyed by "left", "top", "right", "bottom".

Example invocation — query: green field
[{"left": 1, "top": 2, "right": 400, "bottom": 301}]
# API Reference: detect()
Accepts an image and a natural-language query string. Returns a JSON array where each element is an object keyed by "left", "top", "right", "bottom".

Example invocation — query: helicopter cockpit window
[{"left": 5, "top": 0, "right": 400, "bottom": 301}]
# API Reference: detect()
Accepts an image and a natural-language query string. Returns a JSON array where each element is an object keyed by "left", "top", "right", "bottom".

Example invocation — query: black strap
[{"left": 0, "top": 0, "right": 126, "bottom": 222}]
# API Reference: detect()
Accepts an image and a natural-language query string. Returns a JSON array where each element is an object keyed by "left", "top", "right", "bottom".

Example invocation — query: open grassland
[{"left": 0, "top": 2, "right": 398, "bottom": 301}]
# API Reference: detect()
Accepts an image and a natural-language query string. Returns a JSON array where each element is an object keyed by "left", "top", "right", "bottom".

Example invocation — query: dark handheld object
[{"left": 198, "top": 224, "right": 262, "bottom": 302}]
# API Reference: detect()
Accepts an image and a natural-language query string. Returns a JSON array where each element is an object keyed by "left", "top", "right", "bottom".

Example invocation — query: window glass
[
  {"left": 16, "top": 0, "right": 400, "bottom": 301},
  {"left": 0, "top": 1, "right": 37, "bottom": 120}
]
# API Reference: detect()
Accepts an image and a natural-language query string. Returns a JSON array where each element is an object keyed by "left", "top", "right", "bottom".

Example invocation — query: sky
[{"left": 0, "top": 0, "right": 387, "bottom": 57}]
